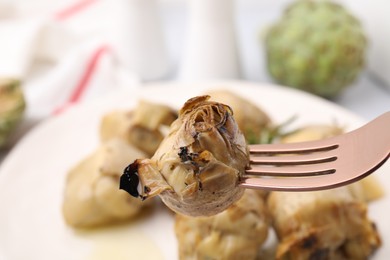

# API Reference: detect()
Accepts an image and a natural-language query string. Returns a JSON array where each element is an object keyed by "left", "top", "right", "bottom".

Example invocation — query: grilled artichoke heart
[
  {"left": 175, "top": 190, "right": 270, "bottom": 260},
  {"left": 206, "top": 89, "right": 272, "bottom": 144},
  {"left": 120, "top": 95, "right": 249, "bottom": 216},
  {"left": 100, "top": 100, "right": 177, "bottom": 156},
  {"left": 0, "top": 78, "right": 26, "bottom": 147},
  {"left": 62, "top": 139, "right": 150, "bottom": 228}
]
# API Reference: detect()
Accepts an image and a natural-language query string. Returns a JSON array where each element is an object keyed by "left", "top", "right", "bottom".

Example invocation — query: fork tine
[
  {"left": 239, "top": 173, "right": 357, "bottom": 192},
  {"left": 249, "top": 140, "right": 339, "bottom": 154},
  {"left": 245, "top": 161, "right": 336, "bottom": 177},
  {"left": 250, "top": 150, "right": 337, "bottom": 165},
  {"left": 241, "top": 112, "right": 390, "bottom": 192}
]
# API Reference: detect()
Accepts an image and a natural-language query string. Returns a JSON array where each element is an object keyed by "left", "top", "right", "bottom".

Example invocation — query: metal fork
[{"left": 240, "top": 112, "right": 390, "bottom": 191}]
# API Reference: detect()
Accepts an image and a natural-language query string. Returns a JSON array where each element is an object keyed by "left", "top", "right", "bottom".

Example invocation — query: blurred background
[{"left": 1, "top": 0, "right": 389, "bottom": 162}]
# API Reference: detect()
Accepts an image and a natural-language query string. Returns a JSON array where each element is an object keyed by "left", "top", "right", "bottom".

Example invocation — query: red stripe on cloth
[
  {"left": 53, "top": 45, "right": 110, "bottom": 115},
  {"left": 54, "top": 0, "right": 98, "bottom": 21},
  {"left": 68, "top": 45, "right": 109, "bottom": 103}
]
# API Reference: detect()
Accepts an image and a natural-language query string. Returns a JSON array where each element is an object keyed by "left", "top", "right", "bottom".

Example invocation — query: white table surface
[{"left": 1, "top": 0, "right": 389, "bottom": 165}]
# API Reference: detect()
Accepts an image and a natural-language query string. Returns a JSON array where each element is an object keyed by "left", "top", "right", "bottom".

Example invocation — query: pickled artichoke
[
  {"left": 268, "top": 188, "right": 381, "bottom": 259},
  {"left": 206, "top": 89, "right": 272, "bottom": 144},
  {"left": 120, "top": 96, "right": 249, "bottom": 216},
  {"left": 175, "top": 190, "right": 269, "bottom": 260},
  {"left": 62, "top": 139, "right": 150, "bottom": 228},
  {"left": 100, "top": 100, "right": 177, "bottom": 156},
  {"left": 0, "top": 78, "right": 25, "bottom": 147}
]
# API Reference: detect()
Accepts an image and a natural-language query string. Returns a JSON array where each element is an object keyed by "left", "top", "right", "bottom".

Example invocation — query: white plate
[{"left": 0, "top": 81, "right": 388, "bottom": 260}]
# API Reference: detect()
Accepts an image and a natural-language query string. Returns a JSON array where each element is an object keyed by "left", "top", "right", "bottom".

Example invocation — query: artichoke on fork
[{"left": 120, "top": 95, "right": 249, "bottom": 216}]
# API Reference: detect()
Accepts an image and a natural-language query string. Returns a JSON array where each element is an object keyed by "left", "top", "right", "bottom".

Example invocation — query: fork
[{"left": 240, "top": 112, "right": 390, "bottom": 191}]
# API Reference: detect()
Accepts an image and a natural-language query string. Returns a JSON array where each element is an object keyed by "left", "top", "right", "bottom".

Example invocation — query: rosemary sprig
[{"left": 247, "top": 115, "right": 298, "bottom": 145}]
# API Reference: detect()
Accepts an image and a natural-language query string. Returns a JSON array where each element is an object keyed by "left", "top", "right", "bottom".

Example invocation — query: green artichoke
[
  {"left": 0, "top": 79, "right": 26, "bottom": 147},
  {"left": 265, "top": 0, "right": 367, "bottom": 98}
]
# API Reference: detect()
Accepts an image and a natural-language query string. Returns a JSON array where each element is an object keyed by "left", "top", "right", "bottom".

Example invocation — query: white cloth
[
  {"left": 26, "top": 41, "right": 139, "bottom": 118},
  {"left": 0, "top": 0, "right": 170, "bottom": 120},
  {"left": 0, "top": 19, "right": 43, "bottom": 78}
]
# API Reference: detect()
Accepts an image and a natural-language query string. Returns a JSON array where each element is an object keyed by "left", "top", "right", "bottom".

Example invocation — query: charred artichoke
[
  {"left": 206, "top": 89, "right": 272, "bottom": 144},
  {"left": 62, "top": 139, "right": 150, "bottom": 228},
  {"left": 120, "top": 96, "right": 249, "bottom": 216},
  {"left": 0, "top": 78, "right": 25, "bottom": 147},
  {"left": 175, "top": 190, "right": 270, "bottom": 260},
  {"left": 100, "top": 100, "right": 177, "bottom": 157}
]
